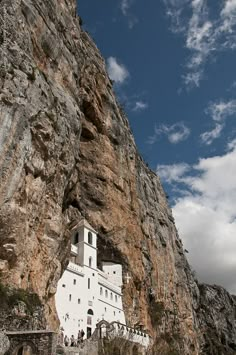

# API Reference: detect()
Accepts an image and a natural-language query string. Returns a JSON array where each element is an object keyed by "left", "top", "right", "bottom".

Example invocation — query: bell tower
[{"left": 71, "top": 219, "right": 97, "bottom": 268}]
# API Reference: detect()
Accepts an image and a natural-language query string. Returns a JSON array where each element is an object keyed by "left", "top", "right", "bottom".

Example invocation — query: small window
[
  {"left": 100, "top": 287, "right": 103, "bottom": 296},
  {"left": 105, "top": 307, "right": 107, "bottom": 312},
  {"left": 113, "top": 271, "right": 116, "bottom": 274},
  {"left": 105, "top": 290, "right": 108, "bottom": 298},
  {"left": 74, "top": 232, "right": 79, "bottom": 244},
  {"left": 110, "top": 292, "right": 113, "bottom": 300},
  {"left": 115, "top": 295, "right": 118, "bottom": 302},
  {"left": 88, "top": 278, "right": 90, "bottom": 289},
  {"left": 88, "top": 231, "right": 93, "bottom": 245},
  {"left": 69, "top": 294, "right": 72, "bottom": 301},
  {"left": 114, "top": 311, "right": 116, "bottom": 316},
  {"left": 62, "top": 284, "right": 66, "bottom": 288},
  {"left": 89, "top": 257, "right": 92, "bottom": 268},
  {"left": 78, "top": 299, "right": 81, "bottom": 304},
  {"left": 73, "top": 279, "right": 76, "bottom": 285}
]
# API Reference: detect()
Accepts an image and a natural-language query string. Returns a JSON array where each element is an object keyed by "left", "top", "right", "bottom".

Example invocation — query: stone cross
[{"left": 124, "top": 273, "right": 132, "bottom": 284}]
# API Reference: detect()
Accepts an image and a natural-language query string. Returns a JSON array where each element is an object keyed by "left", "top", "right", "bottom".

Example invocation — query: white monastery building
[{"left": 55, "top": 219, "right": 126, "bottom": 339}]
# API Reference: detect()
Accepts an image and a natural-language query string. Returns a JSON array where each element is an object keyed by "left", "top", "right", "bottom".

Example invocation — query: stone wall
[{"left": 5, "top": 330, "right": 57, "bottom": 355}]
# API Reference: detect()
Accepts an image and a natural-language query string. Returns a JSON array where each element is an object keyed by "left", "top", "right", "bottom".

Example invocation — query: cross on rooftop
[{"left": 124, "top": 273, "right": 132, "bottom": 284}]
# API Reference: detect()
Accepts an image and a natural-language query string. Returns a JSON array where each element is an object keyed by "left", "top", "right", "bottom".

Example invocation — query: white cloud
[
  {"left": 206, "top": 100, "right": 236, "bottom": 122},
  {"left": 132, "top": 101, "right": 148, "bottom": 112},
  {"left": 106, "top": 57, "right": 129, "bottom": 84},
  {"left": 157, "top": 162, "right": 190, "bottom": 183},
  {"left": 148, "top": 122, "right": 190, "bottom": 144},
  {"left": 120, "top": 0, "right": 138, "bottom": 28},
  {"left": 200, "top": 99, "right": 236, "bottom": 145},
  {"left": 200, "top": 123, "right": 224, "bottom": 145},
  {"left": 227, "top": 137, "right": 236, "bottom": 150},
  {"left": 163, "top": 0, "right": 236, "bottom": 88},
  {"left": 121, "top": 0, "right": 132, "bottom": 15},
  {"left": 158, "top": 142, "right": 236, "bottom": 293}
]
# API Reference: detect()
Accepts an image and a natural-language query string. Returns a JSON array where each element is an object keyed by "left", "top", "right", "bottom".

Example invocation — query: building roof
[{"left": 77, "top": 218, "right": 97, "bottom": 233}]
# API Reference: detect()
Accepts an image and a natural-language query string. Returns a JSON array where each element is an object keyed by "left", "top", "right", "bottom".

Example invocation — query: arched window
[
  {"left": 110, "top": 292, "right": 113, "bottom": 300},
  {"left": 105, "top": 290, "right": 108, "bottom": 298},
  {"left": 89, "top": 257, "right": 92, "bottom": 268},
  {"left": 115, "top": 295, "right": 118, "bottom": 302},
  {"left": 87, "top": 309, "right": 94, "bottom": 315},
  {"left": 88, "top": 231, "right": 93, "bottom": 245},
  {"left": 100, "top": 287, "right": 103, "bottom": 296}
]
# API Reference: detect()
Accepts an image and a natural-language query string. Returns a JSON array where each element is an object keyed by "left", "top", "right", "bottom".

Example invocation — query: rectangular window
[
  {"left": 69, "top": 294, "right": 72, "bottom": 301},
  {"left": 88, "top": 278, "right": 90, "bottom": 289},
  {"left": 73, "top": 279, "right": 76, "bottom": 285},
  {"left": 78, "top": 299, "right": 81, "bottom": 304}
]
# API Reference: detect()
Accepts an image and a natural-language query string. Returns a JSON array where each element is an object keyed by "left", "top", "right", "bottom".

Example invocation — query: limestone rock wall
[{"left": 0, "top": 0, "right": 235, "bottom": 354}]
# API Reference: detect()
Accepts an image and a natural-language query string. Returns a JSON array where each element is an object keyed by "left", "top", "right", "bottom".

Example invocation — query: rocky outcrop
[
  {"left": 0, "top": 0, "right": 235, "bottom": 354},
  {"left": 196, "top": 284, "right": 236, "bottom": 354}
]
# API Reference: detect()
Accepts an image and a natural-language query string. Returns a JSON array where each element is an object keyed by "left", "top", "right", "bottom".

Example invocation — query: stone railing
[{"left": 96, "top": 320, "right": 151, "bottom": 348}]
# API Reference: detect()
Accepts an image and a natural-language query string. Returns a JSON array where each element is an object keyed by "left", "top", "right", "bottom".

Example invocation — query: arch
[
  {"left": 88, "top": 231, "right": 93, "bottom": 245},
  {"left": 132, "top": 344, "right": 139, "bottom": 355},
  {"left": 13, "top": 342, "right": 37, "bottom": 355},
  {"left": 87, "top": 309, "right": 94, "bottom": 315}
]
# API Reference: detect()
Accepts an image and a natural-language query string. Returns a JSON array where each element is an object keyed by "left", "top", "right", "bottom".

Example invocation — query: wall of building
[
  {"left": 56, "top": 225, "right": 126, "bottom": 339},
  {"left": 101, "top": 262, "right": 123, "bottom": 287}
]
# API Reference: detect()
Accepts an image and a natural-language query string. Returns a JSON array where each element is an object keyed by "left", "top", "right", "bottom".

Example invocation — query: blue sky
[{"left": 78, "top": 0, "right": 236, "bottom": 294}]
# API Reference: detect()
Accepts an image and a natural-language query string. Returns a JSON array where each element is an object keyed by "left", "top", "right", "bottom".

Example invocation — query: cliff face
[{"left": 0, "top": 0, "right": 235, "bottom": 354}]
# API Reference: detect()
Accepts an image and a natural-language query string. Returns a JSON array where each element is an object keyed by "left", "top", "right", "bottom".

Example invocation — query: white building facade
[{"left": 55, "top": 219, "right": 126, "bottom": 339}]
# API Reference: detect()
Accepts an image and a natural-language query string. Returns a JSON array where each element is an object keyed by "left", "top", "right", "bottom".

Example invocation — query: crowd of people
[{"left": 59, "top": 328, "right": 85, "bottom": 347}]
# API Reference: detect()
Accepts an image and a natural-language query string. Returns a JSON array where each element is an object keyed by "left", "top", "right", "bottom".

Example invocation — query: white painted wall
[
  {"left": 55, "top": 223, "right": 126, "bottom": 339},
  {"left": 101, "top": 262, "right": 123, "bottom": 287}
]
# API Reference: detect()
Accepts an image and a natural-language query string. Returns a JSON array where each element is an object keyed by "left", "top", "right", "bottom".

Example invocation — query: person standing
[
  {"left": 64, "top": 335, "right": 69, "bottom": 347},
  {"left": 70, "top": 335, "right": 76, "bottom": 347},
  {"left": 80, "top": 329, "right": 85, "bottom": 343},
  {"left": 77, "top": 330, "right": 81, "bottom": 345}
]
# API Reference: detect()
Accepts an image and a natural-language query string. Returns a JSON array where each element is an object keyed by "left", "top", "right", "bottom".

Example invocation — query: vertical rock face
[
  {"left": 196, "top": 284, "right": 236, "bottom": 354},
  {"left": 0, "top": 1, "right": 235, "bottom": 354}
]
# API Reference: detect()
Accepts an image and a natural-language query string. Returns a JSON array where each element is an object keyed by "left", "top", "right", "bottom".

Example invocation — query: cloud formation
[
  {"left": 148, "top": 122, "right": 190, "bottom": 144},
  {"left": 200, "top": 99, "right": 236, "bottom": 144},
  {"left": 157, "top": 141, "right": 236, "bottom": 294},
  {"left": 132, "top": 101, "right": 148, "bottom": 112},
  {"left": 120, "top": 0, "right": 138, "bottom": 28},
  {"left": 121, "top": 0, "right": 132, "bottom": 15},
  {"left": 163, "top": 0, "right": 236, "bottom": 88},
  {"left": 157, "top": 162, "right": 190, "bottom": 183},
  {"left": 106, "top": 57, "right": 129, "bottom": 84}
]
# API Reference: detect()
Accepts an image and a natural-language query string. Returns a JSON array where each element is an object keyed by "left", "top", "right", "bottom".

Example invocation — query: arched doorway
[
  {"left": 17, "top": 345, "right": 33, "bottom": 355},
  {"left": 132, "top": 344, "right": 139, "bottom": 355},
  {"left": 87, "top": 309, "right": 94, "bottom": 339}
]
